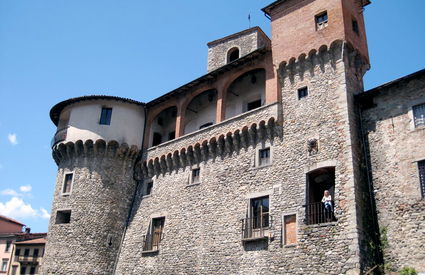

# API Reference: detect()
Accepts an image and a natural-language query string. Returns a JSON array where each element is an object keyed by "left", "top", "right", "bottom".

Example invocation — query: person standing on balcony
[{"left": 322, "top": 190, "right": 333, "bottom": 221}]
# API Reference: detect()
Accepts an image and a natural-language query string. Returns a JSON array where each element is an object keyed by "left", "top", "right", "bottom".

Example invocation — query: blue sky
[{"left": 0, "top": 0, "right": 424, "bottom": 233}]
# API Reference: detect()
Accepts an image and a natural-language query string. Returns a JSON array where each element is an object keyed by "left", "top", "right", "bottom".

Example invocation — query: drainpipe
[{"left": 112, "top": 104, "right": 148, "bottom": 274}]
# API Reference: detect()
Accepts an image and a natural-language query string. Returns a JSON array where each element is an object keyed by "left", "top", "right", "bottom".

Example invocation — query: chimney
[{"left": 25, "top": 227, "right": 31, "bottom": 234}]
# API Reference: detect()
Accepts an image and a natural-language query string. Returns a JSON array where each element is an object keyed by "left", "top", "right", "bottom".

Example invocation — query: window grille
[
  {"left": 315, "top": 12, "right": 328, "bottom": 30},
  {"left": 413, "top": 103, "right": 425, "bottom": 128},
  {"left": 418, "top": 160, "right": 425, "bottom": 198},
  {"left": 259, "top": 148, "right": 271, "bottom": 166}
]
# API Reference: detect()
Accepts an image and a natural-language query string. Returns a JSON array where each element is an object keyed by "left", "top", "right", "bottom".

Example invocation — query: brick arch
[
  {"left": 145, "top": 105, "right": 179, "bottom": 148},
  {"left": 222, "top": 67, "right": 267, "bottom": 120},
  {"left": 181, "top": 88, "right": 218, "bottom": 135}
]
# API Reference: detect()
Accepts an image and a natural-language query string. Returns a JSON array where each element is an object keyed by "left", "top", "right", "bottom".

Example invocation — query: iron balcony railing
[
  {"left": 305, "top": 202, "right": 335, "bottom": 225},
  {"left": 142, "top": 231, "right": 162, "bottom": 253},
  {"left": 51, "top": 127, "right": 68, "bottom": 148},
  {"left": 241, "top": 214, "right": 272, "bottom": 241}
]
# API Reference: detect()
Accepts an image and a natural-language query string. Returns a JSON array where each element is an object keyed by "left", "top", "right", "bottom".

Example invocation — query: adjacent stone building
[{"left": 42, "top": 0, "right": 425, "bottom": 274}]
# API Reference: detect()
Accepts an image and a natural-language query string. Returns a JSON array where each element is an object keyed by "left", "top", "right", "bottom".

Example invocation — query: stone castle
[{"left": 42, "top": 0, "right": 425, "bottom": 274}]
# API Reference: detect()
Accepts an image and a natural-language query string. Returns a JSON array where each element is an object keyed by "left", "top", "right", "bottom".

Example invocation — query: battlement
[{"left": 52, "top": 139, "right": 139, "bottom": 165}]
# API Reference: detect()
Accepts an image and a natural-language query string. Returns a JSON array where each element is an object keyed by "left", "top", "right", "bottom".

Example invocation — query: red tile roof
[
  {"left": 15, "top": 237, "right": 47, "bottom": 245},
  {"left": 0, "top": 214, "right": 25, "bottom": 226}
]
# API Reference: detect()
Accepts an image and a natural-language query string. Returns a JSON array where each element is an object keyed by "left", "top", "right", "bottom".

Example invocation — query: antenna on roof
[{"left": 248, "top": 13, "right": 251, "bottom": 28}]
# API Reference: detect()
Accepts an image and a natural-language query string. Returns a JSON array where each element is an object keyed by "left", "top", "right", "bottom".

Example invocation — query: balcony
[
  {"left": 142, "top": 232, "right": 162, "bottom": 253},
  {"left": 51, "top": 127, "right": 68, "bottom": 148},
  {"left": 14, "top": 255, "right": 41, "bottom": 264},
  {"left": 305, "top": 202, "right": 336, "bottom": 225},
  {"left": 241, "top": 214, "right": 273, "bottom": 242}
]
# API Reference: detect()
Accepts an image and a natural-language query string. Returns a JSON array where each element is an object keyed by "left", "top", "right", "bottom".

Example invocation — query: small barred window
[
  {"left": 418, "top": 160, "right": 425, "bottom": 198},
  {"left": 413, "top": 103, "right": 425, "bottom": 128}
]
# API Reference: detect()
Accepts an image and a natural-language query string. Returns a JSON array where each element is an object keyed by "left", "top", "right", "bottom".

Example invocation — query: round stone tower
[{"left": 43, "top": 96, "right": 145, "bottom": 275}]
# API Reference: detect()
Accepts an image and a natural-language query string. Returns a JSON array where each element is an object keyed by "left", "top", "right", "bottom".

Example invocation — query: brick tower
[
  {"left": 42, "top": 96, "right": 145, "bottom": 275},
  {"left": 263, "top": 0, "right": 377, "bottom": 272}
]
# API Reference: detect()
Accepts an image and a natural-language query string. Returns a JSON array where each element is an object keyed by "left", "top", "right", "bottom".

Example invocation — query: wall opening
[
  {"left": 227, "top": 47, "right": 240, "bottom": 63},
  {"left": 306, "top": 167, "right": 336, "bottom": 224},
  {"left": 225, "top": 68, "right": 265, "bottom": 120},
  {"left": 149, "top": 106, "right": 177, "bottom": 147},
  {"left": 55, "top": 210, "right": 71, "bottom": 224},
  {"left": 184, "top": 89, "right": 217, "bottom": 135}
]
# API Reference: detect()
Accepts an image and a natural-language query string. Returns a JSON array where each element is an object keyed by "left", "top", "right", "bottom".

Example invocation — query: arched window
[
  {"left": 227, "top": 47, "right": 240, "bottom": 63},
  {"left": 225, "top": 68, "right": 265, "bottom": 120},
  {"left": 149, "top": 106, "right": 177, "bottom": 147},
  {"left": 183, "top": 89, "right": 217, "bottom": 135}
]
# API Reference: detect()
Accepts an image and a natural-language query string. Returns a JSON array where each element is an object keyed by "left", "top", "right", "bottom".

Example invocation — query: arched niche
[
  {"left": 225, "top": 68, "right": 265, "bottom": 120},
  {"left": 149, "top": 106, "right": 177, "bottom": 147},
  {"left": 184, "top": 89, "right": 217, "bottom": 135}
]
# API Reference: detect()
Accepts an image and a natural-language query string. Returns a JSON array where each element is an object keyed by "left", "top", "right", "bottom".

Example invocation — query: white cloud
[
  {"left": 19, "top": 185, "right": 32, "bottom": 193},
  {"left": 7, "top": 133, "right": 18, "bottom": 145},
  {"left": 0, "top": 197, "right": 37, "bottom": 218},
  {"left": 40, "top": 208, "right": 50, "bottom": 219},
  {"left": 0, "top": 188, "right": 20, "bottom": 196},
  {"left": 0, "top": 197, "right": 50, "bottom": 220}
]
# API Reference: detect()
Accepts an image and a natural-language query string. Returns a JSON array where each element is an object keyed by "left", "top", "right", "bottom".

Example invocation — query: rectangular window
[
  {"left": 1, "top": 260, "right": 7, "bottom": 272},
  {"left": 20, "top": 266, "right": 26, "bottom": 275},
  {"left": 250, "top": 196, "right": 269, "bottom": 229},
  {"left": 191, "top": 168, "right": 200, "bottom": 184},
  {"left": 99, "top": 107, "right": 113, "bottom": 125},
  {"left": 11, "top": 266, "right": 17, "bottom": 275},
  {"left": 33, "top": 248, "right": 39, "bottom": 257},
  {"left": 284, "top": 214, "right": 297, "bottom": 245},
  {"left": 315, "top": 11, "right": 328, "bottom": 30},
  {"left": 259, "top": 148, "right": 271, "bottom": 166},
  {"left": 55, "top": 210, "right": 71, "bottom": 224},
  {"left": 24, "top": 249, "right": 29, "bottom": 256},
  {"left": 29, "top": 266, "right": 36, "bottom": 275},
  {"left": 419, "top": 160, "right": 425, "bottom": 198},
  {"left": 352, "top": 19, "right": 359, "bottom": 35},
  {"left": 15, "top": 248, "right": 20, "bottom": 256},
  {"left": 143, "top": 217, "right": 165, "bottom": 252},
  {"left": 298, "top": 87, "right": 308, "bottom": 99},
  {"left": 413, "top": 103, "right": 425, "bottom": 128},
  {"left": 5, "top": 240, "right": 11, "bottom": 252},
  {"left": 143, "top": 181, "right": 153, "bottom": 196},
  {"left": 62, "top": 173, "right": 73, "bottom": 194},
  {"left": 247, "top": 99, "right": 262, "bottom": 111}
]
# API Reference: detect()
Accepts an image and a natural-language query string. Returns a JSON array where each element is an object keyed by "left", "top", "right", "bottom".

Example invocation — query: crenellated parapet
[
  {"left": 278, "top": 40, "right": 370, "bottom": 86},
  {"left": 139, "top": 116, "right": 280, "bottom": 178},
  {"left": 52, "top": 139, "right": 140, "bottom": 165}
]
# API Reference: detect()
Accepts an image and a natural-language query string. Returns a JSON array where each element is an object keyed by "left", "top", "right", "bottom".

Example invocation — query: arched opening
[
  {"left": 306, "top": 167, "right": 336, "bottom": 225},
  {"left": 149, "top": 106, "right": 177, "bottom": 147},
  {"left": 227, "top": 47, "right": 240, "bottom": 63},
  {"left": 225, "top": 68, "right": 265, "bottom": 120},
  {"left": 184, "top": 89, "right": 217, "bottom": 135}
]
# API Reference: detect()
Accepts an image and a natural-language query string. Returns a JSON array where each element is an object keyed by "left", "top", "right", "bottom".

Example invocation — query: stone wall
[
  {"left": 115, "top": 44, "right": 373, "bottom": 274},
  {"left": 360, "top": 72, "right": 425, "bottom": 273},
  {"left": 42, "top": 140, "right": 139, "bottom": 275}
]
